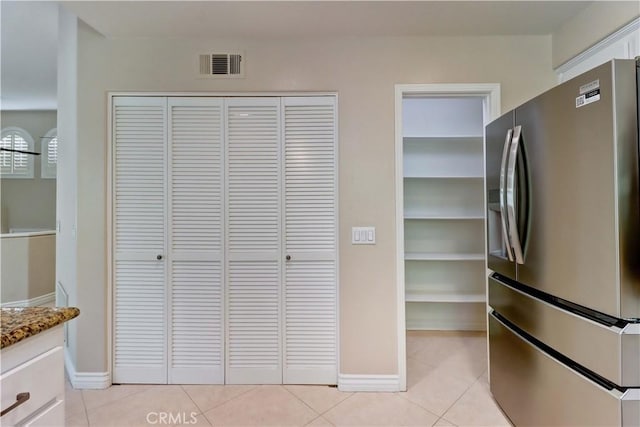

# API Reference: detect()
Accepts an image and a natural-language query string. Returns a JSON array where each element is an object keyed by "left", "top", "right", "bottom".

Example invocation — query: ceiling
[
  {"left": 2, "top": 1, "right": 596, "bottom": 111},
  {"left": 62, "top": 1, "right": 593, "bottom": 38}
]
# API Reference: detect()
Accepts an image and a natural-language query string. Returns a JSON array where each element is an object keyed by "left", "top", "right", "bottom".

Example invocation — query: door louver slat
[
  {"left": 169, "top": 99, "right": 224, "bottom": 384},
  {"left": 113, "top": 95, "right": 337, "bottom": 386},
  {"left": 283, "top": 98, "right": 337, "bottom": 384},
  {"left": 226, "top": 99, "right": 282, "bottom": 384},
  {"left": 113, "top": 98, "right": 167, "bottom": 384}
]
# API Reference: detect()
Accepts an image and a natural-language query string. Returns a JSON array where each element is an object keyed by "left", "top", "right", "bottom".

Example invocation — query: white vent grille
[{"left": 198, "top": 52, "right": 244, "bottom": 78}]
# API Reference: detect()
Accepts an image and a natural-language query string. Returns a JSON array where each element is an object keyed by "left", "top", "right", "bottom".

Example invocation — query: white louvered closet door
[
  {"left": 168, "top": 98, "right": 224, "bottom": 384},
  {"left": 113, "top": 97, "right": 168, "bottom": 384},
  {"left": 283, "top": 97, "right": 338, "bottom": 384},
  {"left": 225, "top": 98, "right": 283, "bottom": 384}
]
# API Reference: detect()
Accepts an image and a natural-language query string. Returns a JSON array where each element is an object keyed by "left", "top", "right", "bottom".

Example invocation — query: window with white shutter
[
  {"left": 1, "top": 127, "right": 35, "bottom": 178},
  {"left": 41, "top": 128, "right": 58, "bottom": 179}
]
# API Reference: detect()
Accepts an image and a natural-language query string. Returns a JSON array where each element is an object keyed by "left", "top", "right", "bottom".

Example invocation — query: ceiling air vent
[{"left": 198, "top": 52, "right": 244, "bottom": 78}]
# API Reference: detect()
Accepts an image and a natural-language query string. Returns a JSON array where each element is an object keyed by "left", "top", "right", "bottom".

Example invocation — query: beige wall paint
[
  {"left": 552, "top": 1, "right": 640, "bottom": 68},
  {"left": 0, "top": 110, "right": 57, "bottom": 233},
  {"left": 1, "top": 233, "right": 56, "bottom": 303},
  {"left": 70, "top": 20, "right": 556, "bottom": 375}
]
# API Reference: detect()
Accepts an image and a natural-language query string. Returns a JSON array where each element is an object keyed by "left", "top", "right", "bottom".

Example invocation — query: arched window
[
  {"left": 0, "top": 127, "right": 35, "bottom": 178},
  {"left": 41, "top": 128, "right": 57, "bottom": 179}
]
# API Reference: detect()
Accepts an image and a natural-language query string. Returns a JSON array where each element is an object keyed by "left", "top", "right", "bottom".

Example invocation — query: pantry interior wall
[{"left": 59, "top": 14, "right": 558, "bottom": 377}]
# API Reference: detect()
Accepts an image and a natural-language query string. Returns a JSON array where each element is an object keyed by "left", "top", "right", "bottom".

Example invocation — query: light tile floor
[{"left": 65, "top": 331, "right": 512, "bottom": 426}]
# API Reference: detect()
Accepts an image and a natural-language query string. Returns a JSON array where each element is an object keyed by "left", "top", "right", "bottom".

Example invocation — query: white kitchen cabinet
[
  {"left": 0, "top": 327, "right": 65, "bottom": 427},
  {"left": 111, "top": 95, "right": 337, "bottom": 385},
  {"left": 402, "top": 97, "right": 487, "bottom": 330}
]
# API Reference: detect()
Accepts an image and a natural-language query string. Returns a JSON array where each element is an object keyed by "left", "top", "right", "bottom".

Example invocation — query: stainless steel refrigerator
[{"left": 486, "top": 58, "right": 640, "bottom": 426}]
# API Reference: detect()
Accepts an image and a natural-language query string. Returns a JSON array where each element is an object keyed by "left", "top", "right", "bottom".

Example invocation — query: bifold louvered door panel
[
  {"left": 113, "top": 97, "right": 168, "bottom": 384},
  {"left": 225, "top": 98, "right": 283, "bottom": 384},
  {"left": 113, "top": 95, "right": 337, "bottom": 386},
  {"left": 168, "top": 98, "right": 224, "bottom": 384},
  {"left": 283, "top": 97, "right": 338, "bottom": 384}
]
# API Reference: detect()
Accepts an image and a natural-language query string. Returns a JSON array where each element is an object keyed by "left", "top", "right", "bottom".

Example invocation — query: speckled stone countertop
[{"left": 1, "top": 307, "right": 80, "bottom": 349}]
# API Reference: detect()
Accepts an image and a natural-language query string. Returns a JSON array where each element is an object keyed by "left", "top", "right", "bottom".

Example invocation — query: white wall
[
  {"left": 0, "top": 110, "right": 57, "bottom": 232},
  {"left": 67, "top": 18, "right": 556, "bottom": 376},
  {"left": 57, "top": 5, "right": 79, "bottom": 369},
  {"left": 552, "top": 1, "right": 640, "bottom": 68}
]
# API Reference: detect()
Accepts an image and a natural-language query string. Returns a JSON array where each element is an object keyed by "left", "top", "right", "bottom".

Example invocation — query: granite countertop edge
[{"left": 1, "top": 307, "right": 80, "bottom": 349}]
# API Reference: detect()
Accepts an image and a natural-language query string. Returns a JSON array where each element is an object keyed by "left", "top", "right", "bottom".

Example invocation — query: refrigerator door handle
[
  {"left": 499, "top": 128, "right": 514, "bottom": 261},
  {"left": 506, "top": 125, "right": 525, "bottom": 264}
]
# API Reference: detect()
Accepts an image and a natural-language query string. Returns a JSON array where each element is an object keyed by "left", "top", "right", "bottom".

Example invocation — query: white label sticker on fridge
[
  {"left": 579, "top": 79, "right": 599, "bottom": 95},
  {"left": 576, "top": 89, "right": 600, "bottom": 108}
]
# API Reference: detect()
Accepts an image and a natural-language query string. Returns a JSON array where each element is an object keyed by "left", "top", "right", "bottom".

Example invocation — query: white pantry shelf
[
  {"left": 404, "top": 252, "right": 485, "bottom": 261},
  {"left": 404, "top": 215, "right": 484, "bottom": 220},
  {"left": 402, "top": 95, "right": 487, "bottom": 331},
  {"left": 402, "top": 136, "right": 483, "bottom": 142},
  {"left": 403, "top": 175, "right": 484, "bottom": 179},
  {"left": 405, "top": 292, "right": 486, "bottom": 303}
]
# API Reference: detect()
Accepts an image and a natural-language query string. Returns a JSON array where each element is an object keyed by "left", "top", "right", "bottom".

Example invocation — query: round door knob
[
  {"left": 157, "top": 255, "right": 163, "bottom": 260},
  {"left": 286, "top": 255, "right": 291, "bottom": 261}
]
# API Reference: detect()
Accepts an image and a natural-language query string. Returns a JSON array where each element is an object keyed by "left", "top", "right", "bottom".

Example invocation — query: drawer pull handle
[{"left": 1, "top": 392, "right": 30, "bottom": 417}]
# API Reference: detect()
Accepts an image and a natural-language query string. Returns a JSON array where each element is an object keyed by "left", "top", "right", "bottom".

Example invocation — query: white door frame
[{"left": 394, "top": 83, "right": 500, "bottom": 391}]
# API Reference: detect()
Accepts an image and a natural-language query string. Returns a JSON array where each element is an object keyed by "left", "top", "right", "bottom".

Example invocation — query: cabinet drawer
[
  {"left": 489, "top": 312, "right": 640, "bottom": 426},
  {"left": 19, "top": 399, "right": 64, "bottom": 427},
  {"left": 489, "top": 276, "right": 640, "bottom": 386},
  {"left": 0, "top": 347, "right": 64, "bottom": 426}
]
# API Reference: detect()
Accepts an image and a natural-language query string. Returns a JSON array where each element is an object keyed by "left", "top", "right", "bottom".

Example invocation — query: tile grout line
[
  {"left": 397, "top": 381, "right": 469, "bottom": 422},
  {"left": 179, "top": 384, "right": 208, "bottom": 421},
  {"left": 79, "top": 387, "right": 91, "bottom": 427},
  {"left": 317, "top": 389, "right": 357, "bottom": 417},
  {"left": 80, "top": 384, "right": 152, "bottom": 415},
  {"left": 437, "top": 372, "right": 484, "bottom": 422},
  {"left": 281, "top": 385, "right": 323, "bottom": 419},
  {"left": 282, "top": 384, "right": 355, "bottom": 420},
  {"left": 393, "top": 391, "right": 441, "bottom": 423},
  {"left": 303, "top": 414, "right": 331, "bottom": 427},
  {"left": 435, "top": 415, "right": 459, "bottom": 427},
  {"left": 64, "top": 377, "right": 90, "bottom": 426},
  {"left": 184, "top": 384, "right": 258, "bottom": 419},
  {"left": 398, "top": 359, "right": 482, "bottom": 421}
]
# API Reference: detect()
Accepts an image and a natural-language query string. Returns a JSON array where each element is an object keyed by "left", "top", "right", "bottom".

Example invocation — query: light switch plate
[{"left": 352, "top": 226, "right": 375, "bottom": 244}]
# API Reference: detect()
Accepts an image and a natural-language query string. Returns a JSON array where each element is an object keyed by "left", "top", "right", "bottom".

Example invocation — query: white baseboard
[
  {"left": 338, "top": 374, "right": 401, "bottom": 392},
  {"left": 65, "top": 348, "right": 110, "bottom": 389},
  {"left": 1, "top": 292, "right": 55, "bottom": 308}
]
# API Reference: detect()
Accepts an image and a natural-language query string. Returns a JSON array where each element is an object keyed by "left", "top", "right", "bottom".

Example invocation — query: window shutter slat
[
  {"left": 41, "top": 129, "right": 57, "bottom": 178},
  {"left": 0, "top": 128, "right": 34, "bottom": 177}
]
